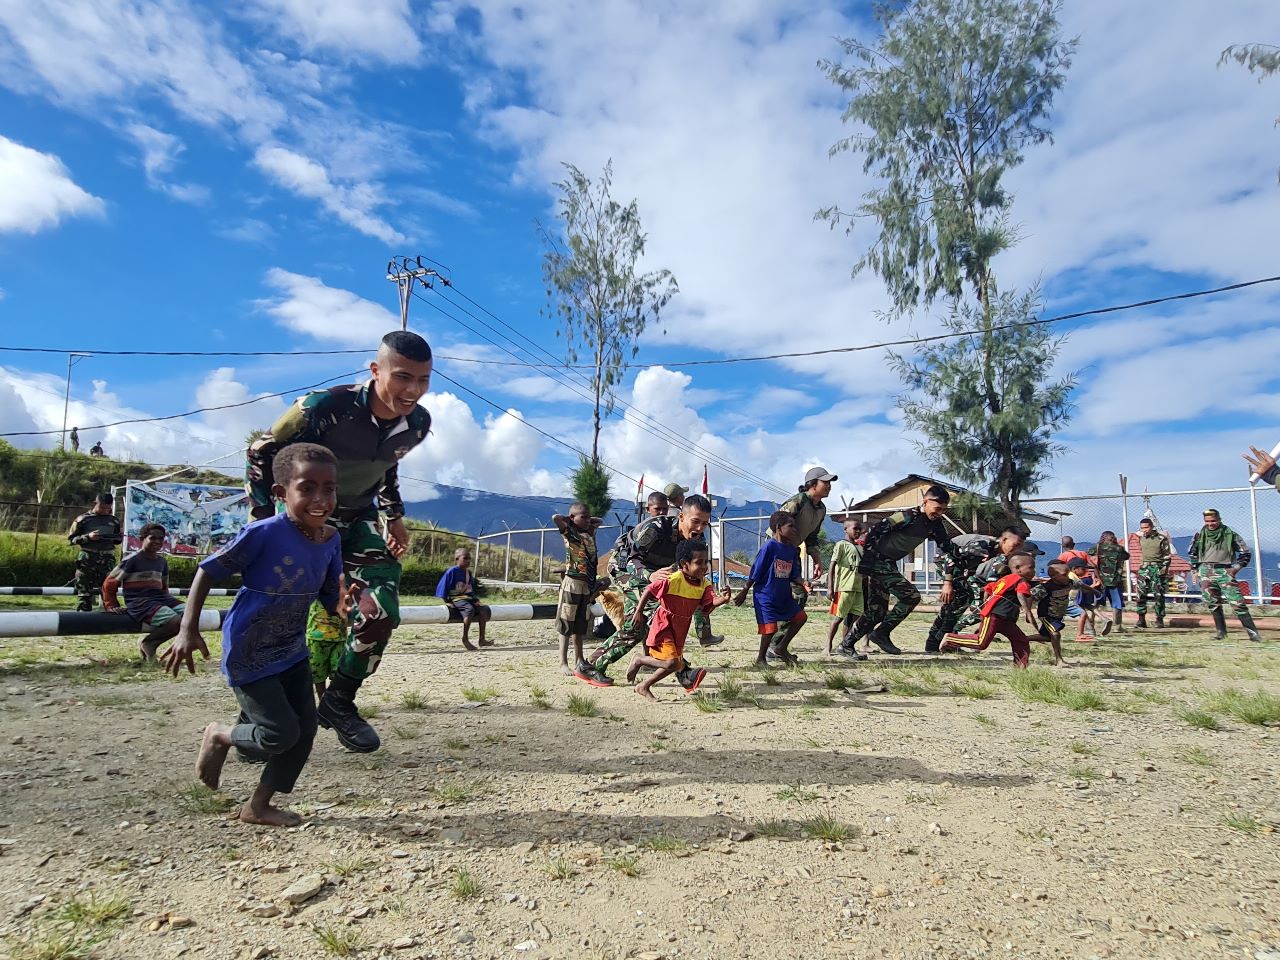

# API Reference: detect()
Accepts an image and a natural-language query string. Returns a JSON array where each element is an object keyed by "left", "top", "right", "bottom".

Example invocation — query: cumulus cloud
[
  {"left": 257, "top": 268, "right": 401, "bottom": 346},
  {"left": 0, "top": 136, "right": 104, "bottom": 233},
  {"left": 241, "top": 0, "right": 422, "bottom": 65},
  {"left": 253, "top": 145, "right": 405, "bottom": 244},
  {"left": 123, "top": 122, "right": 210, "bottom": 203}
]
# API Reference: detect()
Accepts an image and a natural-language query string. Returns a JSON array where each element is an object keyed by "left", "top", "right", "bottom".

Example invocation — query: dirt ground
[{"left": 1, "top": 597, "right": 1278, "bottom": 960}]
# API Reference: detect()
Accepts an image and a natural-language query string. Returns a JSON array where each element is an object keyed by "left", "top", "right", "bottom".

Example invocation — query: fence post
[
  {"left": 717, "top": 518, "right": 726, "bottom": 588},
  {"left": 504, "top": 530, "right": 512, "bottom": 586},
  {"left": 1119, "top": 474, "right": 1132, "bottom": 603},
  {"left": 1249, "top": 483, "right": 1263, "bottom": 604},
  {"left": 538, "top": 529, "right": 545, "bottom": 586}
]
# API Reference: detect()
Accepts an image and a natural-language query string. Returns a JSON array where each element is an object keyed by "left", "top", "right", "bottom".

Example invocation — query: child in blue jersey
[
  {"left": 734, "top": 510, "right": 808, "bottom": 667},
  {"left": 163, "top": 444, "right": 350, "bottom": 828},
  {"left": 436, "top": 547, "right": 492, "bottom": 650}
]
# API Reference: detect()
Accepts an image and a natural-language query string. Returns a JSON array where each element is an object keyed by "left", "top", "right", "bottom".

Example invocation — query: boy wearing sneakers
[{"left": 735, "top": 510, "right": 808, "bottom": 667}]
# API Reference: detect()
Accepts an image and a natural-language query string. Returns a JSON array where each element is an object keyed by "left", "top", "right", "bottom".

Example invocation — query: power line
[
  {"left": 0, "top": 369, "right": 363, "bottom": 439},
  {"left": 2, "top": 274, "right": 1276, "bottom": 367}
]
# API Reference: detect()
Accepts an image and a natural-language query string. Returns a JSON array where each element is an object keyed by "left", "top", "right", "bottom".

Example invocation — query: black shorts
[{"left": 454, "top": 597, "right": 482, "bottom": 619}]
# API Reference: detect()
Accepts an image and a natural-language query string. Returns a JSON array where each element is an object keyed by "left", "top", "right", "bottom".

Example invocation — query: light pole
[{"left": 60, "top": 352, "right": 92, "bottom": 451}]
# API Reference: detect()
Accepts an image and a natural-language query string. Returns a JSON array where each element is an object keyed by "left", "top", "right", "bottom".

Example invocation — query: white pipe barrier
[
  {"left": 0, "top": 587, "right": 239, "bottom": 596},
  {"left": 0, "top": 602, "right": 603, "bottom": 639}
]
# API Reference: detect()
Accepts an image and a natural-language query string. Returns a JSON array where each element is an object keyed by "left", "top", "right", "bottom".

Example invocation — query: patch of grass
[
  {"left": 718, "top": 676, "right": 744, "bottom": 701},
  {"left": 443, "top": 736, "right": 469, "bottom": 752},
  {"left": 755, "top": 819, "right": 799, "bottom": 839},
  {"left": 357, "top": 703, "right": 381, "bottom": 719},
  {"left": 823, "top": 671, "right": 853, "bottom": 690},
  {"left": 804, "top": 690, "right": 835, "bottom": 707},
  {"left": 7, "top": 927, "right": 97, "bottom": 960},
  {"left": 1222, "top": 811, "right": 1262, "bottom": 834},
  {"left": 567, "top": 693, "right": 600, "bottom": 717},
  {"left": 325, "top": 856, "right": 373, "bottom": 877},
  {"left": 544, "top": 858, "right": 576, "bottom": 880},
  {"left": 174, "top": 783, "right": 235, "bottom": 815},
  {"left": 461, "top": 686, "right": 499, "bottom": 702},
  {"left": 1176, "top": 707, "right": 1223, "bottom": 731},
  {"left": 607, "top": 854, "right": 643, "bottom": 877},
  {"left": 758, "top": 670, "right": 781, "bottom": 686},
  {"left": 430, "top": 779, "right": 489, "bottom": 805},
  {"left": 481, "top": 733, "right": 504, "bottom": 745},
  {"left": 973, "top": 713, "right": 997, "bottom": 727},
  {"left": 1203, "top": 687, "right": 1280, "bottom": 726},
  {"left": 529, "top": 685, "right": 552, "bottom": 709},
  {"left": 1017, "top": 825, "right": 1051, "bottom": 843},
  {"left": 1109, "top": 651, "right": 1156, "bottom": 669},
  {"left": 84, "top": 693, "right": 133, "bottom": 708},
  {"left": 1068, "top": 764, "right": 1102, "bottom": 781},
  {"left": 647, "top": 738, "right": 669, "bottom": 751},
  {"left": 690, "top": 691, "right": 725, "bottom": 713},
  {"left": 1069, "top": 740, "right": 1099, "bottom": 757},
  {"left": 1007, "top": 668, "right": 1106, "bottom": 711},
  {"left": 744, "top": 694, "right": 769, "bottom": 709},
  {"left": 948, "top": 679, "right": 996, "bottom": 700},
  {"left": 1174, "top": 745, "right": 1216, "bottom": 767},
  {"left": 801, "top": 814, "right": 859, "bottom": 842},
  {"left": 56, "top": 891, "right": 131, "bottom": 926},
  {"left": 399, "top": 691, "right": 429, "bottom": 710},
  {"left": 642, "top": 835, "right": 690, "bottom": 853},
  {"left": 450, "top": 868, "right": 484, "bottom": 899},
  {"left": 1132, "top": 688, "right": 1172, "bottom": 705},
  {"left": 882, "top": 668, "right": 940, "bottom": 697},
  {"left": 774, "top": 784, "right": 819, "bottom": 803},
  {"left": 313, "top": 925, "right": 363, "bottom": 957},
  {"left": 392, "top": 724, "right": 421, "bottom": 740}
]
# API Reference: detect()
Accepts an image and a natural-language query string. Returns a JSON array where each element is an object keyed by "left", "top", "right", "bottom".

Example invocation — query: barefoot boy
[
  {"left": 735, "top": 510, "right": 808, "bottom": 667},
  {"left": 1028, "top": 560, "right": 1073, "bottom": 666},
  {"left": 626, "top": 539, "right": 729, "bottom": 699},
  {"left": 162, "top": 444, "right": 348, "bottom": 827},
  {"left": 941, "top": 552, "right": 1039, "bottom": 668},
  {"left": 552, "top": 503, "right": 609, "bottom": 676},
  {"left": 436, "top": 548, "right": 492, "bottom": 650},
  {"left": 103, "top": 522, "right": 185, "bottom": 661},
  {"left": 826, "top": 519, "right": 864, "bottom": 656}
]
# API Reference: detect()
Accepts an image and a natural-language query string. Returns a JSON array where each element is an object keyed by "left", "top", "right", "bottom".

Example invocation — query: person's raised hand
[
  {"left": 1244, "top": 445, "right": 1277, "bottom": 478},
  {"left": 161, "top": 626, "right": 209, "bottom": 677}
]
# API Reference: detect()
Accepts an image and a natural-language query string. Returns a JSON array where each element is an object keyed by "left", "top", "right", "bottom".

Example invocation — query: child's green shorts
[{"left": 306, "top": 601, "right": 346, "bottom": 683}]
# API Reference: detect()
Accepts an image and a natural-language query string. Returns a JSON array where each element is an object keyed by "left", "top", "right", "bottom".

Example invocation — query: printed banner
[{"left": 123, "top": 481, "right": 250, "bottom": 556}]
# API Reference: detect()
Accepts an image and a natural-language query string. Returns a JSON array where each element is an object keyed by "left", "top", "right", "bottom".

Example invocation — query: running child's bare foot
[
  {"left": 196, "top": 722, "right": 232, "bottom": 790},
  {"left": 634, "top": 686, "right": 656, "bottom": 701},
  {"left": 560, "top": 663, "right": 573, "bottom": 676},
  {"left": 478, "top": 638, "right": 495, "bottom": 647},
  {"left": 462, "top": 641, "right": 478, "bottom": 651},
  {"left": 138, "top": 636, "right": 163, "bottom": 661},
  {"left": 1055, "top": 659, "right": 1071, "bottom": 668},
  {"left": 239, "top": 802, "right": 303, "bottom": 828}
]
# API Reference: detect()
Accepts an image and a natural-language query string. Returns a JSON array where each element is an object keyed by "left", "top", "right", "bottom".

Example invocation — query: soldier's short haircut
[
  {"left": 380, "top": 330, "right": 433, "bottom": 363},
  {"left": 646, "top": 492, "right": 668, "bottom": 508},
  {"left": 1101, "top": 530, "right": 1116, "bottom": 539},
  {"left": 139, "top": 522, "right": 166, "bottom": 540},
  {"left": 1000, "top": 525, "right": 1024, "bottom": 538},
  {"left": 682, "top": 493, "right": 712, "bottom": 514},
  {"left": 94, "top": 492, "right": 113, "bottom": 505},
  {"left": 923, "top": 484, "right": 951, "bottom": 503},
  {"left": 568, "top": 501, "right": 589, "bottom": 515},
  {"left": 769, "top": 509, "right": 796, "bottom": 533},
  {"left": 676, "top": 538, "right": 708, "bottom": 566},
  {"left": 273, "top": 443, "right": 338, "bottom": 486},
  {"left": 1139, "top": 518, "right": 1154, "bottom": 526}
]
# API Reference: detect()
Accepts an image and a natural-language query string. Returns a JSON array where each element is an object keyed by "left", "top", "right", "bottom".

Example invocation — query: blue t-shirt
[
  {"left": 199, "top": 513, "right": 342, "bottom": 687},
  {"left": 749, "top": 538, "right": 804, "bottom": 624},
  {"left": 436, "top": 565, "right": 478, "bottom": 601}
]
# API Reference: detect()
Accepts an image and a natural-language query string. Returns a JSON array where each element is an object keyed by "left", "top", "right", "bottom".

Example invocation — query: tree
[
  {"left": 569, "top": 456, "right": 613, "bottom": 521},
  {"left": 540, "top": 161, "right": 678, "bottom": 464},
  {"left": 820, "top": 0, "right": 1076, "bottom": 521},
  {"left": 1220, "top": 43, "right": 1280, "bottom": 180}
]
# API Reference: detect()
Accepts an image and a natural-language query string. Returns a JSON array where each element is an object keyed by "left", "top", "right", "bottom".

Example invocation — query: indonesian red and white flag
[
  {"left": 701, "top": 465, "right": 709, "bottom": 495},
  {"left": 636, "top": 473, "right": 645, "bottom": 503}
]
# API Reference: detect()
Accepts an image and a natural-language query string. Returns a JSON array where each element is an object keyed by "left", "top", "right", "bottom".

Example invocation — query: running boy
[
  {"left": 1087, "top": 531, "right": 1129, "bottom": 633},
  {"left": 626, "top": 539, "right": 729, "bottom": 699},
  {"left": 162, "top": 444, "right": 347, "bottom": 827},
  {"left": 103, "top": 522, "right": 185, "bottom": 661},
  {"left": 552, "top": 504, "right": 608, "bottom": 676},
  {"left": 941, "top": 552, "right": 1038, "bottom": 668},
  {"left": 1066, "top": 557, "right": 1104, "bottom": 641},
  {"left": 734, "top": 510, "right": 808, "bottom": 667},
  {"left": 436, "top": 548, "right": 492, "bottom": 650},
  {"left": 826, "top": 519, "right": 864, "bottom": 656},
  {"left": 1028, "top": 561, "right": 1072, "bottom": 667}
]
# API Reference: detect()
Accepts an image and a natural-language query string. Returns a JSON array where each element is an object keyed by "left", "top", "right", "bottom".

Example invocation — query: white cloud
[
  {"left": 242, "top": 0, "right": 422, "bottom": 65},
  {"left": 0, "top": 136, "right": 104, "bottom": 233},
  {"left": 253, "top": 145, "right": 405, "bottom": 243},
  {"left": 257, "top": 268, "right": 401, "bottom": 346},
  {"left": 123, "top": 122, "right": 210, "bottom": 203}
]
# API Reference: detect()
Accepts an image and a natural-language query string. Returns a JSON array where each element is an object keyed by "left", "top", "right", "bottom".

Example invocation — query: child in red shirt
[
  {"left": 941, "top": 552, "right": 1039, "bottom": 667},
  {"left": 627, "top": 539, "right": 730, "bottom": 700}
]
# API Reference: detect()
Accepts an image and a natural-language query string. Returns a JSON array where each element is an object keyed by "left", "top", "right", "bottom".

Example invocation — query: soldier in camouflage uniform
[
  {"left": 578, "top": 494, "right": 714, "bottom": 687},
  {"left": 1188, "top": 508, "right": 1261, "bottom": 642},
  {"left": 1132, "top": 518, "right": 1170, "bottom": 628},
  {"left": 923, "top": 529, "right": 1027, "bottom": 653},
  {"left": 247, "top": 332, "right": 432, "bottom": 753},
  {"left": 66, "top": 492, "right": 123, "bottom": 611},
  {"left": 779, "top": 466, "right": 835, "bottom": 578}
]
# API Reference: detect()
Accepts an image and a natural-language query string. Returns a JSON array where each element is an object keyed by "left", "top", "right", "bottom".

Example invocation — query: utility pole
[
  {"left": 60, "top": 352, "right": 91, "bottom": 451},
  {"left": 386, "top": 256, "right": 450, "bottom": 330}
]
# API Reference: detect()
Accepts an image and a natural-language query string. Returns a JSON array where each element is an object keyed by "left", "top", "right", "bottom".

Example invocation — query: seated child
[
  {"left": 826, "top": 519, "right": 865, "bottom": 656},
  {"left": 1066, "top": 557, "right": 1104, "bottom": 642},
  {"left": 552, "top": 503, "right": 609, "bottom": 677},
  {"left": 734, "top": 510, "right": 808, "bottom": 667},
  {"left": 1029, "top": 560, "right": 1073, "bottom": 667},
  {"left": 626, "top": 539, "right": 729, "bottom": 699},
  {"left": 103, "top": 522, "right": 185, "bottom": 661},
  {"left": 161, "top": 443, "right": 348, "bottom": 827},
  {"left": 436, "top": 547, "right": 492, "bottom": 650},
  {"left": 941, "top": 552, "right": 1039, "bottom": 668}
]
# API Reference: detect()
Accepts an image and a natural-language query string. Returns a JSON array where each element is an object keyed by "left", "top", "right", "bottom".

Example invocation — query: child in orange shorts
[{"left": 626, "top": 539, "right": 730, "bottom": 700}]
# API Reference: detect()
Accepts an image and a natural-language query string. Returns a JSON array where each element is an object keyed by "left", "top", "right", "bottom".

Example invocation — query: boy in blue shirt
[
  {"left": 163, "top": 443, "right": 348, "bottom": 827},
  {"left": 436, "top": 547, "right": 492, "bottom": 650},
  {"left": 734, "top": 510, "right": 808, "bottom": 667}
]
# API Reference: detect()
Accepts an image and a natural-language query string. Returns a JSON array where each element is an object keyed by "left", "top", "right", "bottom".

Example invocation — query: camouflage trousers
[
  {"left": 1134, "top": 562, "right": 1167, "bottom": 618},
  {"left": 925, "top": 577, "right": 978, "bottom": 650},
  {"left": 73, "top": 550, "right": 115, "bottom": 607},
  {"left": 856, "top": 557, "right": 920, "bottom": 636},
  {"left": 306, "top": 511, "right": 400, "bottom": 685},
  {"left": 1197, "top": 565, "right": 1247, "bottom": 617},
  {"left": 591, "top": 571, "right": 707, "bottom": 673}
]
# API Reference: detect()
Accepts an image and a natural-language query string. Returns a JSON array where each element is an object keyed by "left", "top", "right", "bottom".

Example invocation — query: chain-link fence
[{"left": 0, "top": 500, "right": 86, "bottom": 537}]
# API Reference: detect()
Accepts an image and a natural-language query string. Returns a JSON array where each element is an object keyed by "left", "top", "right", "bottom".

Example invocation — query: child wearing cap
[{"left": 663, "top": 482, "right": 688, "bottom": 517}]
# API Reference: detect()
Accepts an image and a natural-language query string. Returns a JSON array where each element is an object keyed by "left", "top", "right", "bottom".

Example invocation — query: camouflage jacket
[
  {"left": 935, "top": 533, "right": 998, "bottom": 582},
  {"left": 1087, "top": 542, "right": 1130, "bottom": 586},
  {"left": 66, "top": 511, "right": 122, "bottom": 553},
  {"left": 861, "top": 507, "right": 955, "bottom": 571},
  {"left": 779, "top": 492, "right": 827, "bottom": 554},
  {"left": 1188, "top": 525, "right": 1251, "bottom": 569}
]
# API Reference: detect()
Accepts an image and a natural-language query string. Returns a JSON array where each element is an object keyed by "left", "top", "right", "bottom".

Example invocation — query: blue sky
[{"left": 1, "top": 0, "right": 1278, "bottom": 511}]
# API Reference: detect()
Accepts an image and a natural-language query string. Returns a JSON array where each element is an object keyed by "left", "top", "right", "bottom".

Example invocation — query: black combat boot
[
  {"left": 1135, "top": 613, "right": 1147, "bottom": 629},
  {"left": 1211, "top": 608, "right": 1228, "bottom": 641},
  {"left": 317, "top": 674, "right": 380, "bottom": 753},
  {"left": 1238, "top": 610, "right": 1262, "bottom": 643}
]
